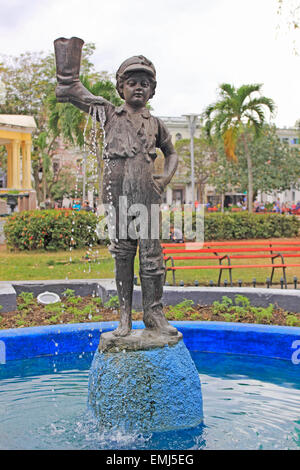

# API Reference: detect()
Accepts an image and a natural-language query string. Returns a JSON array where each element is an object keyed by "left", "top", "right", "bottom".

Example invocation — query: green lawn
[
  {"left": 0, "top": 245, "right": 115, "bottom": 281},
  {"left": 1, "top": 239, "right": 300, "bottom": 287}
]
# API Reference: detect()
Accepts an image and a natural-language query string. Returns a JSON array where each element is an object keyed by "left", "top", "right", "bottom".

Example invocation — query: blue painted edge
[{"left": 0, "top": 321, "right": 300, "bottom": 362}]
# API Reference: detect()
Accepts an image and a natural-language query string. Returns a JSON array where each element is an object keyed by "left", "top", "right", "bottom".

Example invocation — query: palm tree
[{"left": 203, "top": 83, "right": 275, "bottom": 212}]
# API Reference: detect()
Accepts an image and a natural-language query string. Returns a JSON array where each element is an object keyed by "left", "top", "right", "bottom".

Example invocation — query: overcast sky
[{"left": 0, "top": 0, "right": 299, "bottom": 128}]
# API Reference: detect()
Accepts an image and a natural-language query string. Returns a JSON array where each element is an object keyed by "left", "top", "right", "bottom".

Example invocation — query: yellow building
[{"left": 0, "top": 114, "right": 37, "bottom": 212}]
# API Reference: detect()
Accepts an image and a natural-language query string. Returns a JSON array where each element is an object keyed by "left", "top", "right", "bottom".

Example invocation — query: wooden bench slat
[
  {"left": 167, "top": 264, "right": 300, "bottom": 270},
  {"left": 162, "top": 241, "right": 300, "bottom": 286},
  {"left": 163, "top": 247, "right": 300, "bottom": 254}
]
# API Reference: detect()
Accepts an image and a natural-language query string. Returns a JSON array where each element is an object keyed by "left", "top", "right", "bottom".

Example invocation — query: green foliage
[
  {"left": 175, "top": 133, "right": 219, "bottom": 203},
  {"left": 4, "top": 209, "right": 100, "bottom": 251},
  {"left": 286, "top": 314, "right": 300, "bottom": 327},
  {"left": 104, "top": 295, "right": 120, "bottom": 308},
  {"left": 212, "top": 294, "right": 274, "bottom": 324},
  {"left": 234, "top": 125, "right": 300, "bottom": 195},
  {"left": 17, "top": 291, "right": 35, "bottom": 312},
  {"left": 167, "top": 299, "right": 195, "bottom": 320},
  {"left": 161, "top": 211, "right": 299, "bottom": 242},
  {"left": 0, "top": 45, "right": 122, "bottom": 206},
  {"left": 212, "top": 296, "right": 233, "bottom": 315},
  {"left": 91, "top": 297, "right": 103, "bottom": 306},
  {"left": 62, "top": 288, "right": 75, "bottom": 297},
  {"left": 251, "top": 304, "right": 274, "bottom": 324},
  {"left": 18, "top": 291, "right": 35, "bottom": 305},
  {"left": 222, "top": 312, "right": 238, "bottom": 322},
  {"left": 44, "top": 303, "right": 64, "bottom": 314},
  {"left": 190, "top": 312, "right": 201, "bottom": 320},
  {"left": 203, "top": 83, "right": 275, "bottom": 210}
]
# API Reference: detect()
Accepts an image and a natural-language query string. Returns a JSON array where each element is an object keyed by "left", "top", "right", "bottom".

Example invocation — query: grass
[
  {"left": 0, "top": 237, "right": 300, "bottom": 286},
  {"left": 0, "top": 245, "right": 115, "bottom": 281}
]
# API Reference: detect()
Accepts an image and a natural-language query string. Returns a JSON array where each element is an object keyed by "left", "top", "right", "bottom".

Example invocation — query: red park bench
[{"left": 161, "top": 240, "right": 300, "bottom": 287}]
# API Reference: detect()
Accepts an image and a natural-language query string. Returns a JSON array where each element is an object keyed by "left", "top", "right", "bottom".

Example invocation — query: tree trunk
[
  {"left": 242, "top": 133, "right": 253, "bottom": 213},
  {"left": 221, "top": 193, "right": 225, "bottom": 213},
  {"left": 198, "top": 183, "right": 205, "bottom": 204}
]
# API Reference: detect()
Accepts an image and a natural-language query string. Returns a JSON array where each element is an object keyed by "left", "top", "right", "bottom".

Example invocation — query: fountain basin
[
  {"left": 0, "top": 321, "right": 300, "bottom": 450},
  {"left": 1, "top": 320, "right": 300, "bottom": 363}
]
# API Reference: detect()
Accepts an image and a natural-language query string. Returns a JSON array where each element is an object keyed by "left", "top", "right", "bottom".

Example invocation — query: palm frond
[{"left": 237, "top": 83, "right": 262, "bottom": 104}]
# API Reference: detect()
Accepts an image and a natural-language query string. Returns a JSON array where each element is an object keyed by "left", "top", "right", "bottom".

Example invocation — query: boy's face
[{"left": 122, "top": 72, "right": 152, "bottom": 109}]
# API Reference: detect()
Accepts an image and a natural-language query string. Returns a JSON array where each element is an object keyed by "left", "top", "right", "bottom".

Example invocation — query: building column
[
  {"left": 21, "top": 140, "right": 32, "bottom": 189},
  {"left": 11, "top": 139, "right": 21, "bottom": 189},
  {"left": 5, "top": 143, "right": 12, "bottom": 188}
]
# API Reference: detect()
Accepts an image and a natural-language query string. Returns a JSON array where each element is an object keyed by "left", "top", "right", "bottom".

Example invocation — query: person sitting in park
[{"left": 170, "top": 224, "right": 184, "bottom": 243}]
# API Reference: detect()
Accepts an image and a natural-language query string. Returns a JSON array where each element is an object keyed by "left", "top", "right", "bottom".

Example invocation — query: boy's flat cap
[{"left": 116, "top": 55, "right": 156, "bottom": 80}]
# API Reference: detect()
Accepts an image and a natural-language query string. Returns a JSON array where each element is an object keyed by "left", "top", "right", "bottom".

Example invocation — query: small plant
[
  {"left": 168, "top": 299, "right": 195, "bottom": 318},
  {"left": 18, "top": 291, "right": 35, "bottom": 306},
  {"left": 49, "top": 315, "right": 60, "bottom": 324},
  {"left": 92, "top": 314, "right": 104, "bottom": 322},
  {"left": 67, "top": 296, "right": 81, "bottom": 305},
  {"left": 66, "top": 306, "right": 85, "bottom": 317},
  {"left": 222, "top": 312, "right": 238, "bottom": 322},
  {"left": 44, "top": 303, "right": 64, "bottom": 315},
  {"left": 62, "top": 288, "right": 75, "bottom": 298},
  {"left": 190, "top": 312, "right": 201, "bottom": 321},
  {"left": 173, "top": 310, "right": 185, "bottom": 321},
  {"left": 15, "top": 313, "right": 27, "bottom": 327},
  {"left": 212, "top": 296, "right": 233, "bottom": 315},
  {"left": 91, "top": 297, "right": 103, "bottom": 306},
  {"left": 286, "top": 314, "right": 300, "bottom": 327},
  {"left": 252, "top": 304, "right": 274, "bottom": 324},
  {"left": 234, "top": 295, "right": 251, "bottom": 308},
  {"left": 104, "top": 295, "right": 120, "bottom": 308}
]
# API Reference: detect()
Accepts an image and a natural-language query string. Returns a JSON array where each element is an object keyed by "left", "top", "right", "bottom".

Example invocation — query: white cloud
[{"left": 0, "top": 0, "right": 299, "bottom": 127}]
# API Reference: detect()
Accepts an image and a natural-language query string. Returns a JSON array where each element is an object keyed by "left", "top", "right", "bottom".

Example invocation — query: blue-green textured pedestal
[{"left": 87, "top": 335, "right": 203, "bottom": 433}]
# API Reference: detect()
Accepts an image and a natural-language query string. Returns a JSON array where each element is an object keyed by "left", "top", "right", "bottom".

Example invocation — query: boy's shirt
[{"left": 98, "top": 102, "right": 174, "bottom": 162}]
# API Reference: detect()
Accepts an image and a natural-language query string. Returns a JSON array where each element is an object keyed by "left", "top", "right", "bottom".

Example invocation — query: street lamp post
[{"left": 183, "top": 114, "right": 199, "bottom": 208}]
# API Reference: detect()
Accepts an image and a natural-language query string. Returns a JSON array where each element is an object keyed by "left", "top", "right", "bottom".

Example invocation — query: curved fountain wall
[{"left": 1, "top": 321, "right": 300, "bottom": 363}]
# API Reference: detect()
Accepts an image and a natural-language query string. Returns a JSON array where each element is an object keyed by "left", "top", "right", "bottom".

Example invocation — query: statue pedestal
[{"left": 87, "top": 329, "right": 203, "bottom": 433}]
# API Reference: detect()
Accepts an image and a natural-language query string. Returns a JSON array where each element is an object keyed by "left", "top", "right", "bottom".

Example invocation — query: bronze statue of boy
[{"left": 54, "top": 37, "right": 179, "bottom": 338}]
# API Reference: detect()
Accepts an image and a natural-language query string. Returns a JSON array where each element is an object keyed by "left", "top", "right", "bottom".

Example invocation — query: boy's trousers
[{"left": 103, "top": 153, "right": 166, "bottom": 329}]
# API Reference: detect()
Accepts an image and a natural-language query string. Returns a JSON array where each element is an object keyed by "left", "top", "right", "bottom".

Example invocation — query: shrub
[
  {"left": 161, "top": 211, "right": 299, "bottom": 241},
  {"left": 4, "top": 209, "right": 100, "bottom": 251}
]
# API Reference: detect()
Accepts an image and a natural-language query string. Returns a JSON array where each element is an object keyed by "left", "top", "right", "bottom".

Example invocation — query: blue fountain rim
[{"left": 0, "top": 321, "right": 300, "bottom": 363}]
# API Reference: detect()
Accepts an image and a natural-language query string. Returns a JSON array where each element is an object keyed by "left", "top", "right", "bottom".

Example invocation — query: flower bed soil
[{"left": 0, "top": 294, "right": 299, "bottom": 330}]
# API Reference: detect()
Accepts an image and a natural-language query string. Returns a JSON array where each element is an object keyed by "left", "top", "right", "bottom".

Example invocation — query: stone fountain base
[{"left": 87, "top": 329, "right": 203, "bottom": 433}]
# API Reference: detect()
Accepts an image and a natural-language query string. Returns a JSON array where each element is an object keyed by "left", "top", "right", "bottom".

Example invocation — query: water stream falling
[{"left": 81, "top": 104, "right": 111, "bottom": 278}]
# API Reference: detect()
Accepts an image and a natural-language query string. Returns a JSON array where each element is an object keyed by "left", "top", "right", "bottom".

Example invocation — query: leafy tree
[
  {"left": 203, "top": 83, "right": 275, "bottom": 212},
  {"left": 0, "top": 43, "right": 121, "bottom": 205},
  {"left": 48, "top": 165, "right": 77, "bottom": 202},
  {"left": 175, "top": 132, "right": 219, "bottom": 204},
  {"left": 235, "top": 125, "right": 300, "bottom": 196},
  {"left": 207, "top": 139, "right": 241, "bottom": 211},
  {"left": 208, "top": 125, "right": 300, "bottom": 206}
]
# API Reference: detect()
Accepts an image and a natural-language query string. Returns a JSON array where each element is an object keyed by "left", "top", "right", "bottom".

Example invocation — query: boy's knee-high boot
[
  {"left": 54, "top": 37, "right": 97, "bottom": 105},
  {"left": 112, "top": 257, "right": 135, "bottom": 336},
  {"left": 140, "top": 274, "right": 178, "bottom": 336}
]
